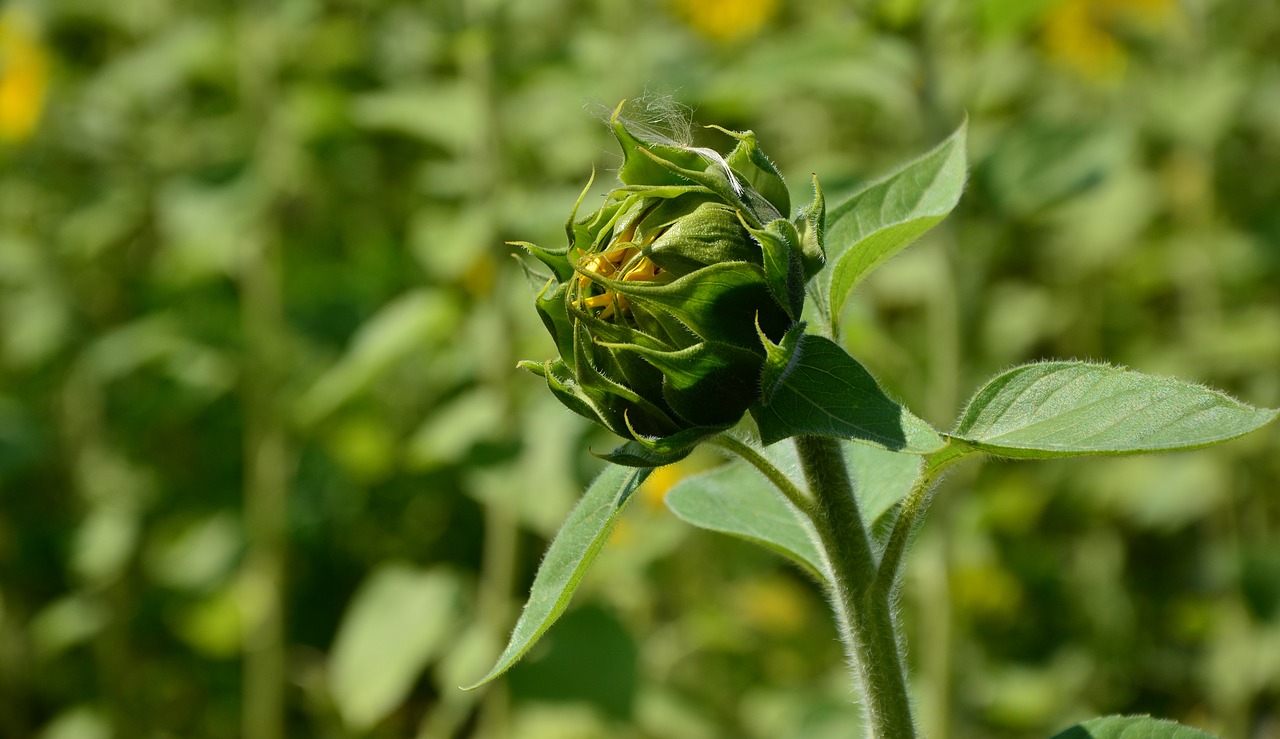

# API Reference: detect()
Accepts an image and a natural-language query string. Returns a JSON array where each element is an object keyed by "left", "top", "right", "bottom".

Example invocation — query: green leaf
[
  {"left": 330, "top": 565, "right": 463, "bottom": 731},
  {"left": 821, "top": 121, "right": 967, "bottom": 330},
  {"left": 846, "top": 442, "right": 923, "bottom": 527},
  {"left": 463, "top": 464, "right": 651, "bottom": 689},
  {"left": 954, "top": 362, "right": 1278, "bottom": 458},
  {"left": 598, "top": 424, "right": 721, "bottom": 468},
  {"left": 664, "top": 438, "right": 920, "bottom": 579},
  {"left": 294, "top": 290, "right": 457, "bottom": 426},
  {"left": 665, "top": 454, "right": 826, "bottom": 581},
  {"left": 751, "top": 334, "right": 944, "bottom": 453},
  {"left": 1049, "top": 715, "right": 1217, "bottom": 738}
]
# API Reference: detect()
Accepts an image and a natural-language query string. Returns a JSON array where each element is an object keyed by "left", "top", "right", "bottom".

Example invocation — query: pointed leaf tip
[
  {"left": 821, "top": 120, "right": 968, "bottom": 331},
  {"left": 463, "top": 464, "right": 651, "bottom": 689},
  {"left": 954, "top": 361, "right": 1277, "bottom": 459}
]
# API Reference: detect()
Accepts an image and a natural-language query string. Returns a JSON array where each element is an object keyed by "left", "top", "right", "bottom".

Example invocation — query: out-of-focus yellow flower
[
  {"left": 610, "top": 458, "right": 704, "bottom": 546},
  {"left": 1041, "top": 0, "right": 1176, "bottom": 80},
  {"left": 0, "top": 6, "right": 48, "bottom": 142},
  {"left": 638, "top": 460, "right": 693, "bottom": 510},
  {"left": 671, "top": 0, "right": 779, "bottom": 44},
  {"left": 950, "top": 563, "right": 1023, "bottom": 623},
  {"left": 461, "top": 252, "right": 496, "bottom": 298},
  {"left": 731, "top": 575, "right": 809, "bottom": 635}
]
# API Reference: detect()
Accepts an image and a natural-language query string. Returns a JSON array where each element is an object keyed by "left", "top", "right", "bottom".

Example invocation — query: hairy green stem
[
  {"left": 873, "top": 471, "right": 936, "bottom": 601},
  {"left": 795, "top": 436, "right": 916, "bottom": 739},
  {"left": 873, "top": 442, "right": 972, "bottom": 600},
  {"left": 709, "top": 434, "right": 814, "bottom": 516}
]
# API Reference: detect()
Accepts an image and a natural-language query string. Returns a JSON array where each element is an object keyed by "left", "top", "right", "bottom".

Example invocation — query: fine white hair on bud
[{"left": 688, "top": 146, "right": 744, "bottom": 195}]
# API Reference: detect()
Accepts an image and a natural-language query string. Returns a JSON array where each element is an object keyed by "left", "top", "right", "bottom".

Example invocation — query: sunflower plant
[{"left": 466, "top": 102, "right": 1277, "bottom": 739}]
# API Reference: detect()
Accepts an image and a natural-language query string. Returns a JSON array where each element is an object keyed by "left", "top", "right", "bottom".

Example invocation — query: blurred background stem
[
  {"left": 238, "top": 9, "right": 291, "bottom": 739},
  {"left": 459, "top": 1, "right": 518, "bottom": 736},
  {"left": 913, "top": 7, "right": 966, "bottom": 736}
]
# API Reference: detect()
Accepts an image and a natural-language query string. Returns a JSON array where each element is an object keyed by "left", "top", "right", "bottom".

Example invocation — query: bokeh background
[{"left": 2, "top": 0, "right": 1279, "bottom": 737}]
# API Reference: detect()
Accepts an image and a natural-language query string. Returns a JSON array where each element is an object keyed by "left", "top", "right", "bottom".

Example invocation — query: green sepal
[
  {"left": 635, "top": 146, "right": 766, "bottom": 229},
  {"left": 710, "top": 125, "right": 790, "bottom": 219},
  {"left": 584, "top": 324, "right": 671, "bottom": 415},
  {"left": 572, "top": 196, "right": 627, "bottom": 256},
  {"left": 534, "top": 280, "right": 576, "bottom": 371},
  {"left": 511, "top": 241, "right": 572, "bottom": 282},
  {"left": 598, "top": 440, "right": 691, "bottom": 467},
  {"left": 644, "top": 202, "right": 758, "bottom": 277},
  {"left": 601, "top": 340, "right": 766, "bottom": 428},
  {"left": 794, "top": 175, "right": 826, "bottom": 279},
  {"left": 563, "top": 167, "right": 598, "bottom": 249},
  {"left": 565, "top": 281, "right": 694, "bottom": 354},
  {"left": 571, "top": 321, "right": 680, "bottom": 437},
  {"left": 748, "top": 218, "right": 807, "bottom": 322},
  {"left": 758, "top": 321, "right": 806, "bottom": 405},
  {"left": 626, "top": 300, "right": 700, "bottom": 351},
  {"left": 541, "top": 359, "right": 619, "bottom": 436},
  {"left": 582, "top": 261, "right": 789, "bottom": 349},
  {"left": 610, "top": 104, "right": 709, "bottom": 189},
  {"left": 612, "top": 184, "right": 717, "bottom": 199},
  {"left": 597, "top": 423, "right": 722, "bottom": 468},
  {"left": 568, "top": 302, "right": 671, "bottom": 353}
]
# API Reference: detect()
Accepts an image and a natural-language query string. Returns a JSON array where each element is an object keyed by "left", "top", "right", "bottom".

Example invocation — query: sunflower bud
[{"left": 517, "top": 103, "right": 825, "bottom": 463}]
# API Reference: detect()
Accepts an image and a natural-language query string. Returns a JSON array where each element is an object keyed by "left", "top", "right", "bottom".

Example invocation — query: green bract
[{"left": 516, "top": 103, "right": 825, "bottom": 464}]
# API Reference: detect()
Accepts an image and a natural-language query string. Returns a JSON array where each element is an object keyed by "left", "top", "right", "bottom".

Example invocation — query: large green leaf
[
  {"left": 1049, "top": 715, "right": 1217, "bottom": 738},
  {"left": 845, "top": 442, "right": 923, "bottom": 527},
  {"left": 664, "top": 439, "right": 921, "bottom": 580},
  {"left": 329, "top": 565, "right": 463, "bottom": 731},
  {"left": 953, "top": 362, "right": 1277, "bottom": 459},
  {"left": 821, "top": 121, "right": 967, "bottom": 329},
  {"left": 751, "top": 334, "right": 944, "bottom": 453},
  {"left": 294, "top": 290, "right": 458, "bottom": 426},
  {"left": 665, "top": 455, "right": 826, "bottom": 581},
  {"left": 464, "top": 464, "right": 650, "bottom": 689}
]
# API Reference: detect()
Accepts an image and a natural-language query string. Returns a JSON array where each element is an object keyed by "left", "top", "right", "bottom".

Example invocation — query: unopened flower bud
[{"left": 516, "top": 102, "right": 825, "bottom": 462}]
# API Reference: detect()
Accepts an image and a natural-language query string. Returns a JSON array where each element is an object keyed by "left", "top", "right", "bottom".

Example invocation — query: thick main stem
[{"left": 795, "top": 436, "right": 917, "bottom": 739}]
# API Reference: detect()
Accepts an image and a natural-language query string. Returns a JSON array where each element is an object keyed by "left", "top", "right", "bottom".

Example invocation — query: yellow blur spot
[
  {"left": 731, "top": 576, "right": 810, "bottom": 636},
  {"left": 0, "top": 7, "right": 48, "bottom": 142},
  {"left": 950, "top": 563, "right": 1023, "bottom": 623},
  {"left": 671, "top": 0, "right": 778, "bottom": 44},
  {"left": 638, "top": 461, "right": 693, "bottom": 510},
  {"left": 608, "top": 516, "right": 635, "bottom": 546},
  {"left": 1041, "top": 0, "right": 1176, "bottom": 80},
  {"left": 461, "top": 252, "right": 496, "bottom": 298}
]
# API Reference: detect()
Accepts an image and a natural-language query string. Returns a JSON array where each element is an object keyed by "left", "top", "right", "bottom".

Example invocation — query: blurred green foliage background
[{"left": 1, "top": 0, "right": 1278, "bottom": 737}]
